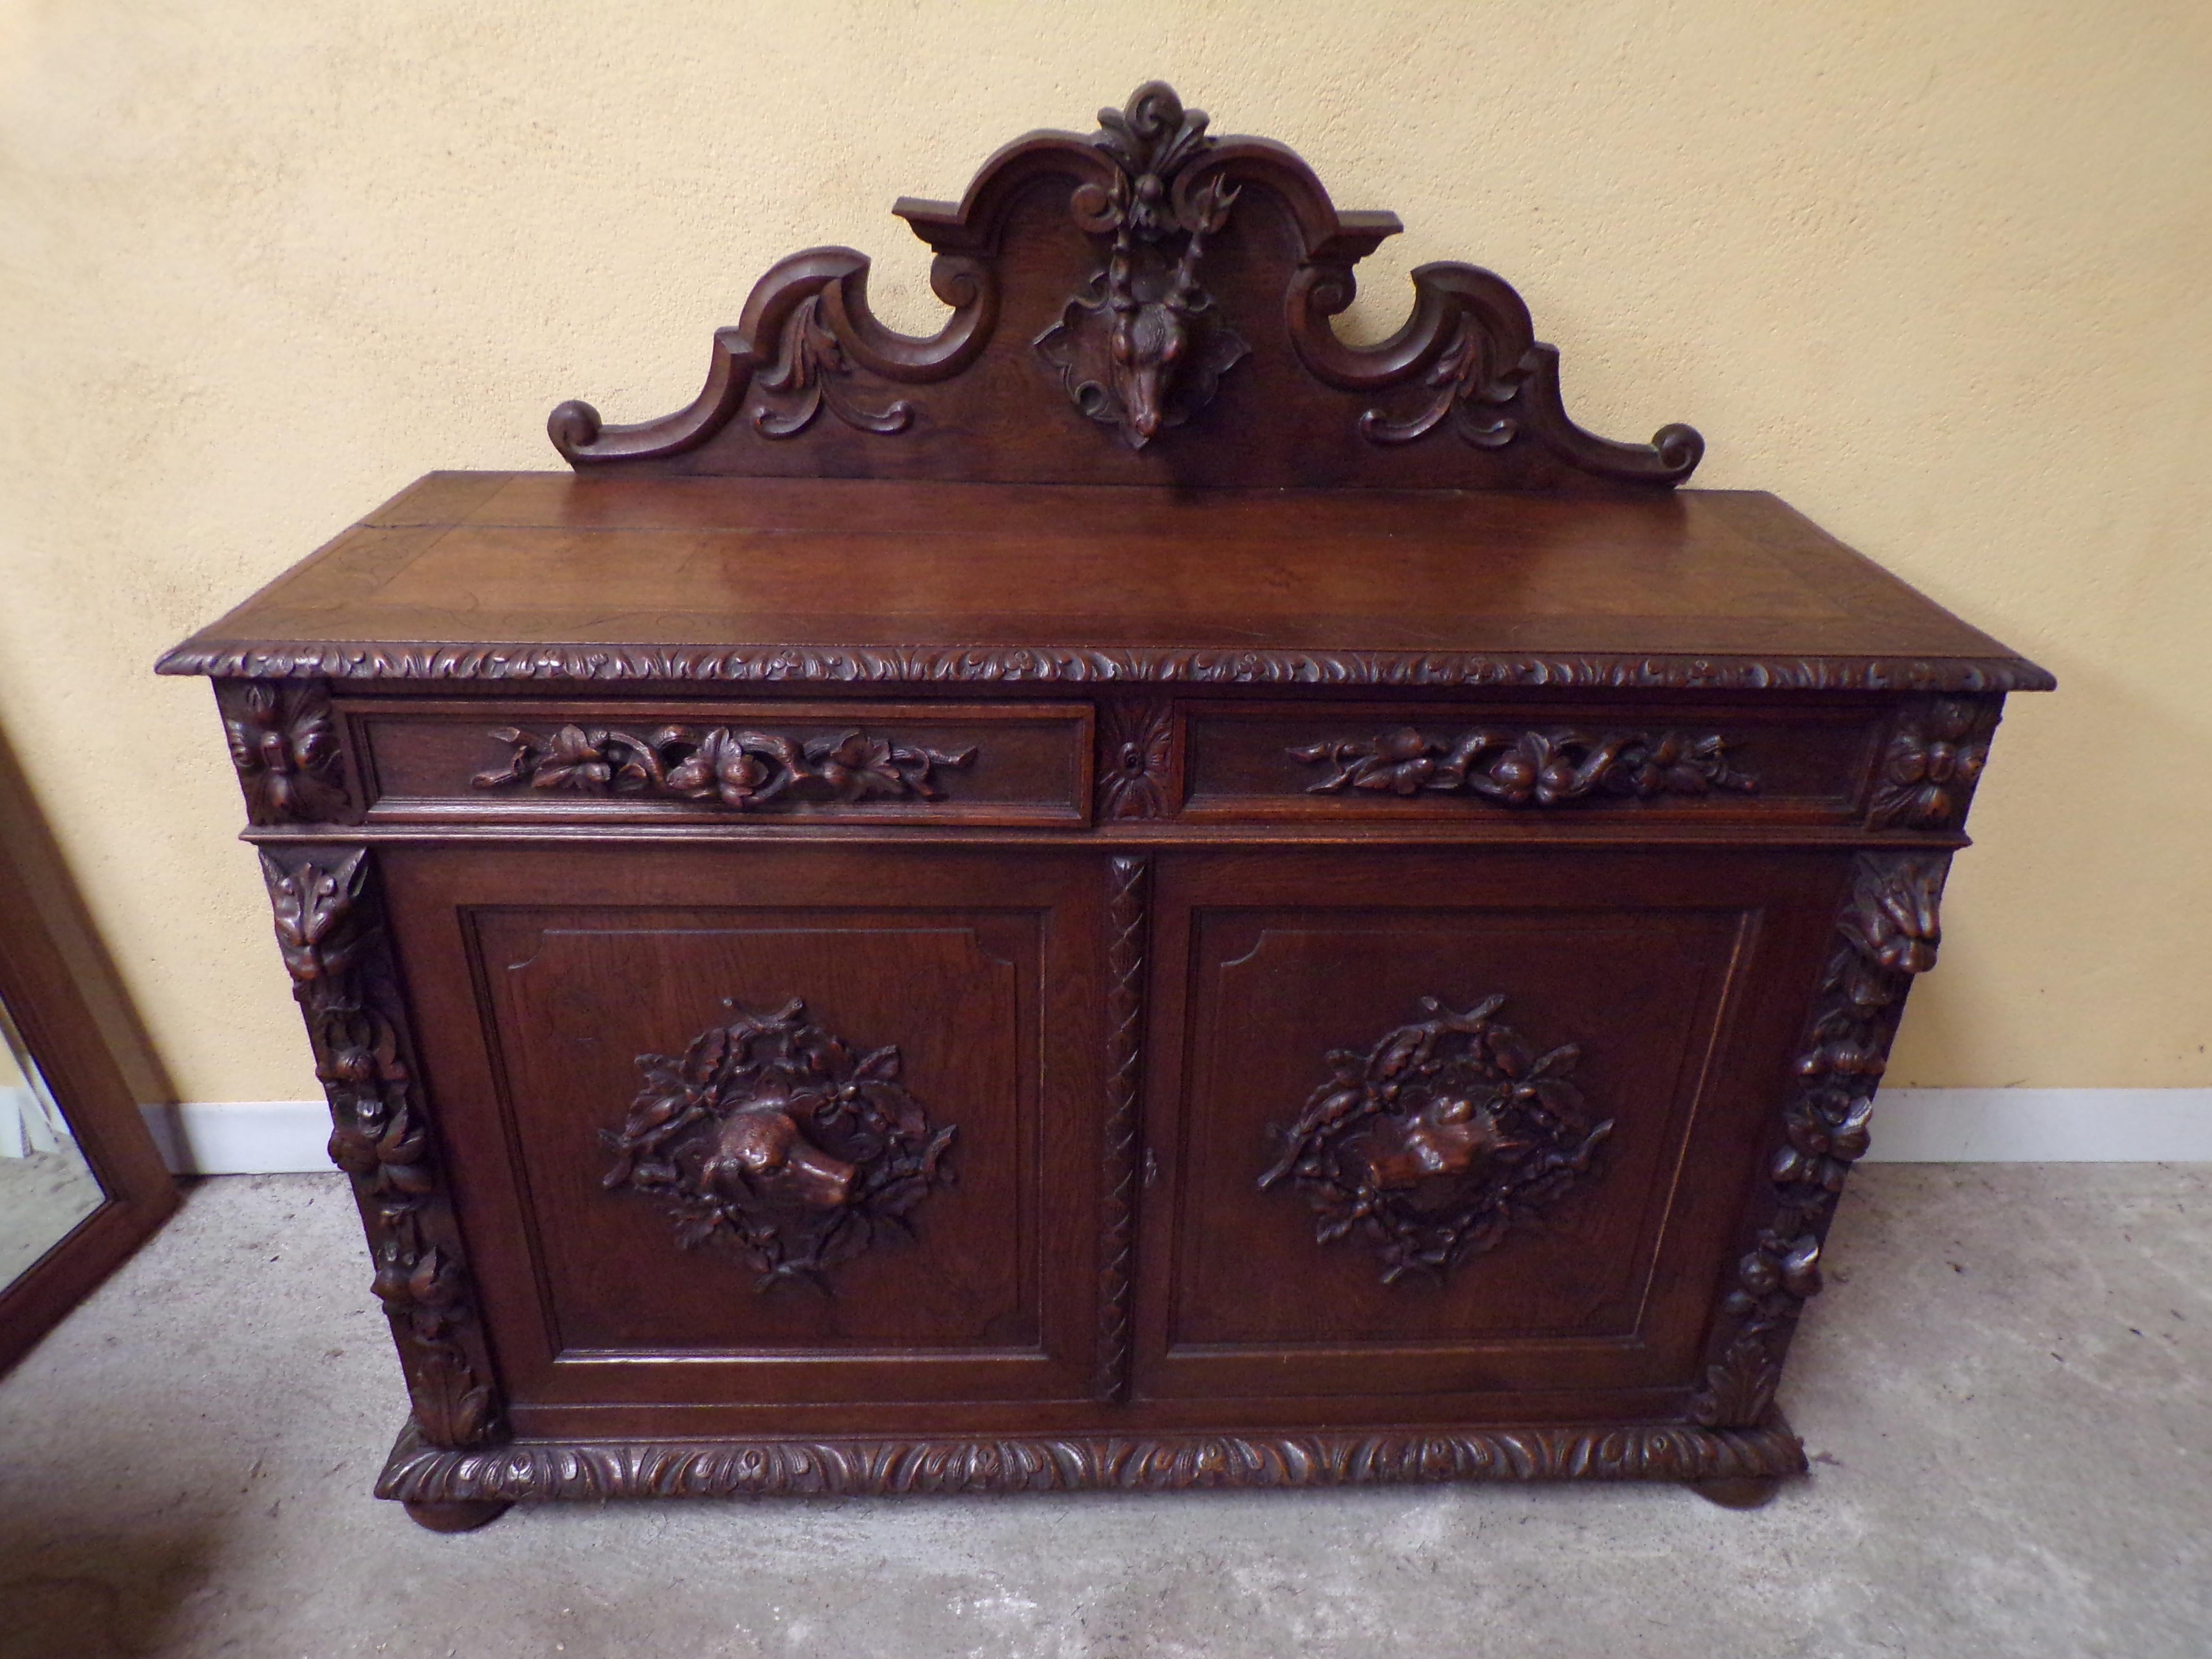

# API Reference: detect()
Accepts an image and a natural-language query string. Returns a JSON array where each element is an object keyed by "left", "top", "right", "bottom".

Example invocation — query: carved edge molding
[
  {"left": 1691, "top": 851, "right": 1949, "bottom": 1430},
  {"left": 158, "top": 644, "right": 2060, "bottom": 695},
  {"left": 1869, "top": 697, "right": 2000, "bottom": 831},
  {"left": 472, "top": 722, "right": 975, "bottom": 811},
  {"left": 378, "top": 1419, "right": 1806, "bottom": 1502},
  {"left": 1097, "top": 699, "right": 1176, "bottom": 819},
  {"left": 1097, "top": 854, "right": 1149, "bottom": 1400},
  {"left": 217, "top": 679, "right": 354, "bottom": 826},
  {"left": 1293, "top": 726, "right": 1753, "bottom": 805},
  {"left": 257, "top": 847, "right": 503, "bottom": 1449}
]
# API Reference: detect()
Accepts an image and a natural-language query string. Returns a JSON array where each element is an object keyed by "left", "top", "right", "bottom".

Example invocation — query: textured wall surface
[{"left": 1, "top": 0, "right": 2207, "bottom": 1102}]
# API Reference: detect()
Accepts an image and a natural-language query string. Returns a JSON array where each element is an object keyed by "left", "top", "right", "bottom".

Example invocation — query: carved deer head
[{"left": 1104, "top": 175, "right": 1239, "bottom": 448}]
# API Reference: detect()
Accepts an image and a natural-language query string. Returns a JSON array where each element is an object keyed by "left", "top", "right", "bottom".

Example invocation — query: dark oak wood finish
[
  {"left": 0, "top": 724, "right": 180, "bottom": 1378},
  {"left": 161, "top": 82, "right": 2049, "bottom": 1526}
]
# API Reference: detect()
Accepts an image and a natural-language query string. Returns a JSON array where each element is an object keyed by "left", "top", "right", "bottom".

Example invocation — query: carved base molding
[{"left": 376, "top": 1417, "right": 1805, "bottom": 1503}]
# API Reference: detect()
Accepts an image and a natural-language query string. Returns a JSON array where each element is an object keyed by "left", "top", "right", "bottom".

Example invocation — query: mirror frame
[{"left": 0, "top": 721, "right": 179, "bottom": 1377}]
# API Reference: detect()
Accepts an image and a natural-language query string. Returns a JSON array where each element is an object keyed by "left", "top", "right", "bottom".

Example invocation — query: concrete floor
[{"left": 0, "top": 1166, "right": 2205, "bottom": 1659}]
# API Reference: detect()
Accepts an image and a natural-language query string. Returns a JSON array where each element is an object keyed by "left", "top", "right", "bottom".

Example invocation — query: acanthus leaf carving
[
  {"left": 1292, "top": 726, "right": 1754, "bottom": 805},
  {"left": 473, "top": 723, "right": 975, "bottom": 810},
  {"left": 257, "top": 847, "right": 501, "bottom": 1448},
  {"left": 1035, "top": 82, "right": 1250, "bottom": 448},
  {"left": 1260, "top": 996, "right": 1612, "bottom": 1285},
  {"left": 750, "top": 291, "right": 915, "bottom": 440},
  {"left": 220, "top": 679, "right": 349, "bottom": 825},
  {"left": 603, "top": 998, "right": 957, "bottom": 1294},
  {"left": 1692, "top": 852, "right": 1947, "bottom": 1429}
]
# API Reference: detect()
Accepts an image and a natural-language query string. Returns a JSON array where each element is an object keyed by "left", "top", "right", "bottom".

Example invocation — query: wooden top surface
[{"left": 158, "top": 472, "right": 2051, "bottom": 692}]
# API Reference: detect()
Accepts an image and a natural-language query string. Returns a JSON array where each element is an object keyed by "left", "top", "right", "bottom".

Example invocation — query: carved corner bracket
[
  {"left": 1293, "top": 725, "right": 1753, "bottom": 805},
  {"left": 1034, "top": 83, "right": 1250, "bottom": 448},
  {"left": 1870, "top": 698, "right": 1998, "bottom": 830},
  {"left": 603, "top": 999, "right": 958, "bottom": 1294},
  {"left": 473, "top": 723, "right": 974, "bottom": 811},
  {"left": 1260, "top": 996, "right": 1612, "bottom": 1285},
  {"left": 1692, "top": 853, "right": 1948, "bottom": 1428},
  {"left": 220, "top": 679, "right": 352, "bottom": 825},
  {"left": 257, "top": 847, "right": 501, "bottom": 1447}
]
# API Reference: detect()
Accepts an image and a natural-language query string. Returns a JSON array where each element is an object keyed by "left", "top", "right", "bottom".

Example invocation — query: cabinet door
[
  {"left": 1136, "top": 847, "right": 1841, "bottom": 1418},
  {"left": 381, "top": 845, "right": 1104, "bottom": 1435}
]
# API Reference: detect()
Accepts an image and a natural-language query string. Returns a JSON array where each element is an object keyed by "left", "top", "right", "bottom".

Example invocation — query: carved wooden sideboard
[{"left": 162, "top": 84, "right": 2050, "bottom": 1529}]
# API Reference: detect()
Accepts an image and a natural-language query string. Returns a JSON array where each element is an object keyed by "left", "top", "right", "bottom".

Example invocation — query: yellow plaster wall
[{"left": 1, "top": 0, "right": 2207, "bottom": 1103}]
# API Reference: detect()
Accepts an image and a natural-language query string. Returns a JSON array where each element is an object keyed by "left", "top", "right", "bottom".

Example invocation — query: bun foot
[
  {"left": 1689, "top": 1475, "right": 1783, "bottom": 1510},
  {"left": 403, "top": 1498, "right": 513, "bottom": 1532}
]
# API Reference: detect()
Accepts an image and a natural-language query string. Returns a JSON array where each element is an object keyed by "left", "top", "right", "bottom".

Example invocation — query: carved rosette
[
  {"left": 258, "top": 848, "right": 501, "bottom": 1447},
  {"left": 220, "top": 679, "right": 349, "bottom": 824},
  {"left": 1293, "top": 726, "right": 1754, "bottom": 805},
  {"left": 1097, "top": 700, "right": 1175, "bottom": 819},
  {"left": 1869, "top": 699, "right": 1998, "bottom": 830},
  {"left": 1035, "top": 83, "right": 1250, "bottom": 447},
  {"left": 603, "top": 999, "right": 957, "bottom": 1294},
  {"left": 1260, "top": 996, "right": 1612, "bottom": 1285},
  {"left": 473, "top": 724, "right": 974, "bottom": 810},
  {"left": 1692, "top": 853, "right": 1949, "bottom": 1428}
]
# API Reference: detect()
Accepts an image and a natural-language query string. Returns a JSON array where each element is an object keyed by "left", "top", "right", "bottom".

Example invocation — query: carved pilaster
[
  {"left": 218, "top": 679, "right": 352, "bottom": 825},
  {"left": 1097, "top": 854, "right": 1150, "bottom": 1400},
  {"left": 257, "top": 847, "right": 503, "bottom": 1447},
  {"left": 1692, "top": 852, "right": 1949, "bottom": 1428}
]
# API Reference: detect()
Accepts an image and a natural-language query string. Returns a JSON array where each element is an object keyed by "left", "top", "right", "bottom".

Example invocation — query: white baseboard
[
  {"left": 140, "top": 1090, "right": 2212, "bottom": 1176},
  {"left": 143, "top": 1101, "right": 335, "bottom": 1176}
]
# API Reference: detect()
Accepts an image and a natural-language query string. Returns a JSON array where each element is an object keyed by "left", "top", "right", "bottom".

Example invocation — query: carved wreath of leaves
[
  {"left": 603, "top": 998, "right": 957, "bottom": 1294},
  {"left": 1292, "top": 727, "right": 1754, "bottom": 805},
  {"left": 473, "top": 724, "right": 975, "bottom": 811},
  {"left": 1259, "top": 996, "right": 1613, "bottom": 1286}
]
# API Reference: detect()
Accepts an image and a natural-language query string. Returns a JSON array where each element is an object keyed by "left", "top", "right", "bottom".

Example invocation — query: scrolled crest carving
[
  {"left": 603, "top": 998, "right": 958, "bottom": 1293},
  {"left": 547, "top": 80, "right": 1700, "bottom": 487},
  {"left": 1693, "top": 853, "right": 1948, "bottom": 1429},
  {"left": 1260, "top": 996, "right": 1613, "bottom": 1285}
]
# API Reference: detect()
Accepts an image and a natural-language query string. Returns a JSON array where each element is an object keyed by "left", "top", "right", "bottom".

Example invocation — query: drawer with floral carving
[
  {"left": 1178, "top": 700, "right": 1910, "bottom": 825},
  {"left": 160, "top": 80, "right": 2051, "bottom": 1529},
  {"left": 342, "top": 699, "right": 1094, "bottom": 826}
]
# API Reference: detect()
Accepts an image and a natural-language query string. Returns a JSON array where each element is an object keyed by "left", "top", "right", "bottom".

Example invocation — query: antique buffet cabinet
[{"left": 162, "top": 85, "right": 2049, "bottom": 1529}]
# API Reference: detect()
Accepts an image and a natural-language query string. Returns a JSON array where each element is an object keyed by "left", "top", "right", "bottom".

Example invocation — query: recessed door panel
[
  {"left": 381, "top": 846, "right": 1103, "bottom": 1421},
  {"left": 1138, "top": 848, "right": 1841, "bottom": 1405}
]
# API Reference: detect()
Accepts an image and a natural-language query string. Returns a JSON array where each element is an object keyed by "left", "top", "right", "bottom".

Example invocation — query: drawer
[
  {"left": 1179, "top": 700, "right": 1885, "bottom": 823},
  {"left": 345, "top": 699, "right": 1094, "bottom": 825}
]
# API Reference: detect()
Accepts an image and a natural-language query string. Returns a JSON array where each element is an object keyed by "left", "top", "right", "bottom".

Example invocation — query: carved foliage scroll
[
  {"left": 1260, "top": 996, "right": 1613, "bottom": 1285},
  {"left": 258, "top": 848, "right": 500, "bottom": 1447},
  {"left": 220, "top": 679, "right": 349, "bottom": 825},
  {"left": 603, "top": 999, "right": 958, "bottom": 1294},
  {"left": 474, "top": 723, "right": 975, "bottom": 811},
  {"left": 1293, "top": 726, "right": 1754, "bottom": 805},
  {"left": 1035, "top": 83, "right": 1250, "bottom": 448},
  {"left": 1692, "top": 853, "right": 1948, "bottom": 1428}
]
